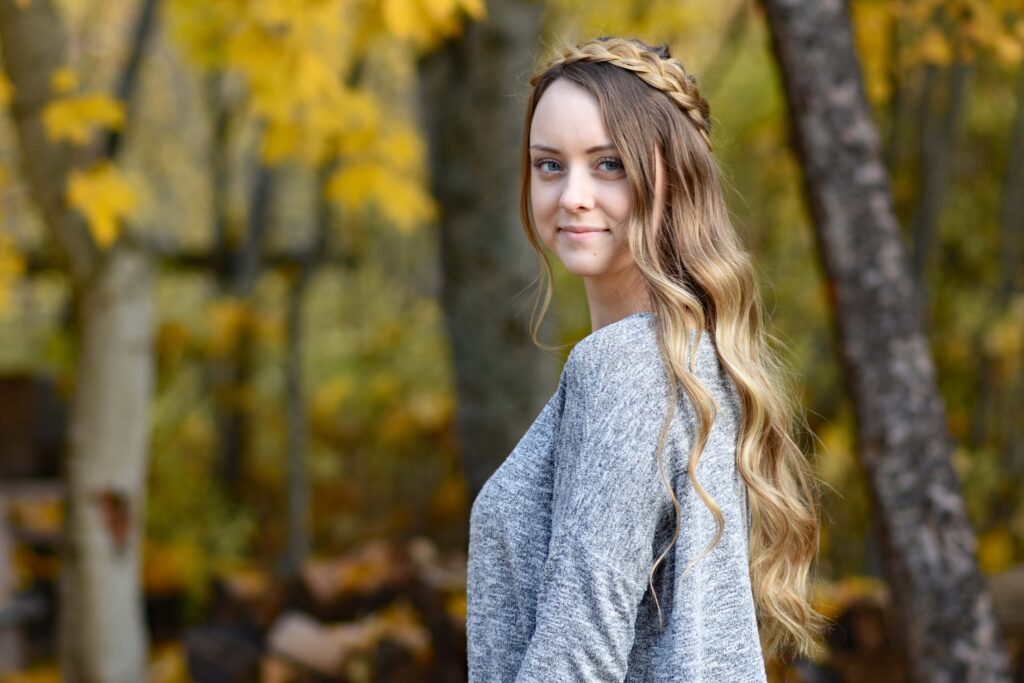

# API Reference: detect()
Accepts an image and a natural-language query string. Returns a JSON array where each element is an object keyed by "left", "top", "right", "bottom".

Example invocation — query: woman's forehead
[{"left": 529, "top": 80, "right": 613, "bottom": 152}]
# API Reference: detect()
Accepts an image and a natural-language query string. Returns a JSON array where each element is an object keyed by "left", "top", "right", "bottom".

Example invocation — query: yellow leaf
[
  {"left": 381, "top": 0, "right": 475, "bottom": 49},
  {"left": 373, "top": 601, "right": 431, "bottom": 658},
  {"left": 144, "top": 540, "right": 204, "bottom": 593},
  {"left": 977, "top": 529, "right": 1014, "bottom": 574},
  {"left": 459, "top": 0, "right": 486, "bottom": 21},
  {"left": 445, "top": 592, "right": 467, "bottom": 621},
  {"left": 0, "top": 665, "right": 62, "bottom": 683},
  {"left": 379, "top": 124, "right": 426, "bottom": 172},
  {"left": 261, "top": 120, "right": 301, "bottom": 163},
  {"left": 851, "top": 1, "right": 893, "bottom": 104},
  {"left": 43, "top": 93, "right": 124, "bottom": 145},
  {"left": 149, "top": 644, "right": 190, "bottom": 683},
  {"left": 207, "top": 298, "right": 252, "bottom": 357},
  {"left": 983, "top": 315, "right": 1021, "bottom": 359},
  {"left": 430, "top": 469, "right": 467, "bottom": 522},
  {"left": 49, "top": 66, "right": 78, "bottom": 94},
  {"left": 382, "top": 0, "right": 431, "bottom": 41},
  {"left": 66, "top": 162, "right": 138, "bottom": 247},
  {"left": 991, "top": 32, "right": 1023, "bottom": 66},
  {"left": 421, "top": 0, "right": 457, "bottom": 26},
  {"left": 326, "top": 163, "right": 436, "bottom": 232},
  {"left": 311, "top": 376, "right": 356, "bottom": 431},
  {"left": 0, "top": 233, "right": 25, "bottom": 317},
  {"left": 0, "top": 74, "right": 14, "bottom": 108},
  {"left": 919, "top": 27, "right": 953, "bottom": 66}
]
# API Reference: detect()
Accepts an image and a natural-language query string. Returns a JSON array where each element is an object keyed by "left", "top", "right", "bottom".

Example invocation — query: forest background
[{"left": 0, "top": 0, "right": 1022, "bottom": 681}]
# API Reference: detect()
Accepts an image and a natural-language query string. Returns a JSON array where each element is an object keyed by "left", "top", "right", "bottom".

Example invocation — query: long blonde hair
[{"left": 518, "top": 36, "right": 825, "bottom": 659}]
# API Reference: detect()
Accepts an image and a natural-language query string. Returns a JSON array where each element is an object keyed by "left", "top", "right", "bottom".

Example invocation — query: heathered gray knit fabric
[{"left": 467, "top": 311, "right": 766, "bottom": 682}]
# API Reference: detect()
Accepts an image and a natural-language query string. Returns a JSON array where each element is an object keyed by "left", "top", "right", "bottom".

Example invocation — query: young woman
[{"left": 467, "top": 36, "right": 824, "bottom": 681}]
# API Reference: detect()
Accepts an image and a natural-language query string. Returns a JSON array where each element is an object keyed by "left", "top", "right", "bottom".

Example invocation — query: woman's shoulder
[
  {"left": 566, "top": 311, "right": 719, "bottom": 385},
  {"left": 566, "top": 311, "right": 660, "bottom": 381},
  {"left": 564, "top": 312, "right": 739, "bottom": 431}
]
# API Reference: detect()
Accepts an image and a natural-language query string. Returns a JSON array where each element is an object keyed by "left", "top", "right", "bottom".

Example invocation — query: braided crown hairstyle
[
  {"left": 518, "top": 36, "right": 826, "bottom": 659},
  {"left": 537, "top": 37, "right": 713, "bottom": 150}
]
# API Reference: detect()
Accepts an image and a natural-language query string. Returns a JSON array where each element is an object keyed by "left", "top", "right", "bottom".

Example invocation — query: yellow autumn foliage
[
  {"left": 959, "top": 0, "right": 1024, "bottom": 66},
  {"left": 812, "top": 575, "right": 889, "bottom": 623},
  {"left": 43, "top": 92, "right": 124, "bottom": 146},
  {"left": 977, "top": 528, "right": 1015, "bottom": 574},
  {"left": 983, "top": 310, "right": 1023, "bottom": 375},
  {"left": 0, "top": 667, "right": 61, "bottom": 683},
  {"left": 852, "top": 1, "right": 894, "bottom": 104},
  {"left": 326, "top": 161, "right": 437, "bottom": 233},
  {"left": 167, "top": 0, "right": 468, "bottom": 234},
  {"left": 311, "top": 376, "right": 357, "bottom": 430},
  {"left": 918, "top": 26, "right": 954, "bottom": 65},
  {"left": 149, "top": 645, "right": 191, "bottom": 683},
  {"left": 207, "top": 297, "right": 255, "bottom": 357},
  {"left": 0, "top": 74, "right": 13, "bottom": 107},
  {"left": 381, "top": 0, "right": 485, "bottom": 50},
  {"left": 49, "top": 66, "right": 78, "bottom": 94},
  {"left": 0, "top": 644, "right": 194, "bottom": 683},
  {"left": 0, "top": 233, "right": 25, "bottom": 317},
  {"left": 144, "top": 539, "right": 205, "bottom": 593},
  {"left": 66, "top": 161, "right": 138, "bottom": 247}
]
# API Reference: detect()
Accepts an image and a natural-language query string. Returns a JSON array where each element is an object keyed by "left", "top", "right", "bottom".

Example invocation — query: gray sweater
[{"left": 467, "top": 311, "right": 766, "bottom": 682}]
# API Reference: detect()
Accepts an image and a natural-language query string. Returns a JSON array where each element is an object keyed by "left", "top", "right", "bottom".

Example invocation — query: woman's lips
[{"left": 559, "top": 228, "right": 609, "bottom": 241}]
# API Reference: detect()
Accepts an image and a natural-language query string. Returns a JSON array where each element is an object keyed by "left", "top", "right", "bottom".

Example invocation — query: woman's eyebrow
[{"left": 529, "top": 143, "right": 616, "bottom": 154}]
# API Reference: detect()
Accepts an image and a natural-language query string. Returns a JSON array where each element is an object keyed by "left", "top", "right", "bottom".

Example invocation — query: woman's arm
[{"left": 513, "top": 339, "right": 689, "bottom": 681}]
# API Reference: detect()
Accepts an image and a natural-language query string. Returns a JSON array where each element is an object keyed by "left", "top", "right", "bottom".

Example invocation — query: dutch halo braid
[{"left": 533, "top": 36, "right": 714, "bottom": 150}]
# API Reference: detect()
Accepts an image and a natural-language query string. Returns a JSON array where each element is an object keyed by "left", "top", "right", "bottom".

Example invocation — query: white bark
[
  {"left": 59, "top": 248, "right": 153, "bottom": 683},
  {"left": 0, "top": 1, "right": 158, "bottom": 678}
]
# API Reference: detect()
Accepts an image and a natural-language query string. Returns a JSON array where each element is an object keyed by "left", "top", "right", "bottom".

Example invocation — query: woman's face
[{"left": 528, "top": 79, "right": 637, "bottom": 281}]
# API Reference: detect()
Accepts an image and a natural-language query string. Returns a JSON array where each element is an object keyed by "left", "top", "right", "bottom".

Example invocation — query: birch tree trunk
[
  {"left": 759, "top": 1, "right": 1010, "bottom": 681},
  {"left": 60, "top": 248, "right": 154, "bottom": 683},
  {"left": 417, "top": 3, "right": 554, "bottom": 500},
  {"left": 0, "top": 0, "right": 155, "bottom": 679}
]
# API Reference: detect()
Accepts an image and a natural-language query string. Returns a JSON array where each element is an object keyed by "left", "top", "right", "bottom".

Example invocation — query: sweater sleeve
[{"left": 513, "top": 339, "right": 688, "bottom": 682}]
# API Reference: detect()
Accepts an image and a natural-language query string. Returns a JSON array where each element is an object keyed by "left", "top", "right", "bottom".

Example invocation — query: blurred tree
[
  {"left": 0, "top": 0, "right": 482, "bottom": 676},
  {"left": 0, "top": 0, "right": 158, "bottom": 679},
  {"left": 761, "top": 0, "right": 1010, "bottom": 681},
  {"left": 166, "top": 0, "right": 482, "bottom": 507},
  {"left": 418, "top": 3, "right": 555, "bottom": 499}
]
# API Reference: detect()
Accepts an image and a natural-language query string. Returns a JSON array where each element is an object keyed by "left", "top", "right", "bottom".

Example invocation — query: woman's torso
[{"left": 467, "top": 312, "right": 766, "bottom": 682}]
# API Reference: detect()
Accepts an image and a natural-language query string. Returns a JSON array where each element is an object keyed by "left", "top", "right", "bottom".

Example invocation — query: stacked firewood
[{"left": 185, "top": 537, "right": 467, "bottom": 683}]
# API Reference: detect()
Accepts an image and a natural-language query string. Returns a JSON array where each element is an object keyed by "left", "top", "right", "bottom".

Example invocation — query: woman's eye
[
  {"left": 597, "top": 157, "right": 624, "bottom": 172},
  {"left": 533, "top": 159, "right": 561, "bottom": 173}
]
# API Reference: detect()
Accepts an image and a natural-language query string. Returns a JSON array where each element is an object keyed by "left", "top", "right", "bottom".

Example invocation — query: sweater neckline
[
  {"left": 583, "top": 310, "right": 708, "bottom": 346},
  {"left": 591, "top": 310, "right": 654, "bottom": 334}
]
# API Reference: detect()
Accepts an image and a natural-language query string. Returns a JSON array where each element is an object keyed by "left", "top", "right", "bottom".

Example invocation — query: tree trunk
[
  {"left": 280, "top": 163, "right": 332, "bottom": 575},
  {"left": 0, "top": 0, "right": 156, "bottom": 678},
  {"left": 0, "top": 0, "right": 95, "bottom": 284},
  {"left": 759, "top": 1, "right": 1010, "bottom": 681},
  {"left": 910, "top": 57, "right": 969, "bottom": 303},
  {"left": 998, "top": 67, "right": 1024, "bottom": 304},
  {"left": 60, "top": 248, "right": 153, "bottom": 683},
  {"left": 417, "top": 3, "right": 555, "bottom": 500},
  {"left": 282, "top": 269, "right": 311, "bottom": 576}
]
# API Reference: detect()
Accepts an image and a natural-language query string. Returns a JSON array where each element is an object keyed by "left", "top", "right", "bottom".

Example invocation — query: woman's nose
[{"left": 559, "top": 167, "right": 595, "bottom": 212}]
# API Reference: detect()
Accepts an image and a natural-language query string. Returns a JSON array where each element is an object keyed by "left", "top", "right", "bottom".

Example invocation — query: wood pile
[{"left": 185, "top": 537, "right": 467, "bottom": 683}]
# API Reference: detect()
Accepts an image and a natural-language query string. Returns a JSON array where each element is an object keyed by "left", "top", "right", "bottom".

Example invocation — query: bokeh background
[{"left": 0, "top": 0, "right": 1021, "bottom": 681}]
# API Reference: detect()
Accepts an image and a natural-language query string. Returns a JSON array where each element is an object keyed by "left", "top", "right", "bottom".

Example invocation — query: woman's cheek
[{"left": 532, "top": 189, "right": 557, "bottom": 232}]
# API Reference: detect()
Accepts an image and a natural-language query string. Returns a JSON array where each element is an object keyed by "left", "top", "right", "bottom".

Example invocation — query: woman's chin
[{"left": 559, "top": 258, "right": 613, "bottom": 278}]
